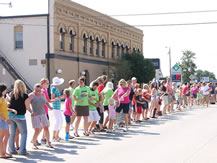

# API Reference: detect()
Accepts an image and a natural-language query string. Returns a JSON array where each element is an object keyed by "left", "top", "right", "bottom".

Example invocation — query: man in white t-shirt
[{"left": 201, "top": 82, "right": 210, "bottom": 107}]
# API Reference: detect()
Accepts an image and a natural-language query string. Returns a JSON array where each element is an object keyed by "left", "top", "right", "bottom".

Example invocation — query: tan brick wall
[{"left": 49, "top": 0, "right": 143, "bottom": 91}]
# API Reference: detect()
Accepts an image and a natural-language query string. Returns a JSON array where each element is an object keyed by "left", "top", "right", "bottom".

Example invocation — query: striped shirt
[{"left": 51, "top": 87, "right": 61, "bottom": 110}]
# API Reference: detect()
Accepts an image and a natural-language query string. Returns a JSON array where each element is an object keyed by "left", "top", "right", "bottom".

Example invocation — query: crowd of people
[{"left": 0, "top": 75, "right": 216, "bottom": 159}]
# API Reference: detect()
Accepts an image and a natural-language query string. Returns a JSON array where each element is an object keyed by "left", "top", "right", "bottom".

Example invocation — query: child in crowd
[
  {"left": 63, "top": 89, "right": 75, "bottom": 141},
  {"left": 197, "top": 88, "right": 202, "bottom": 105},
  {"left": 176, "top": 85, "right": 182, "bottom": 111},
  {"left": 107, "top": 98, "right": 119, "bottom": 133},
  {"left": 136, "top": 89, "right": 146, "bottom": 123}
]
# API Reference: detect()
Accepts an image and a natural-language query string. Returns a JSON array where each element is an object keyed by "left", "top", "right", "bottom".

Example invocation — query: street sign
[
  {"left": 189, "top": 74, "right": 196, "bottom": 81},
  {"left": 147, "top": 58, "right": 160, "bottom": 69},
  {"left": 200, "top": 77, "right": 209, "bottom": 82},
  {"left": 171, "top": 64, "right": 182, "bottom": 82}
]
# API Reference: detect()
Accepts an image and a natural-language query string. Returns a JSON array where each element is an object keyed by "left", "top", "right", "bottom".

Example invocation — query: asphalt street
[{"left": 2, "top": 104, "right": 217, "bottom": 163}]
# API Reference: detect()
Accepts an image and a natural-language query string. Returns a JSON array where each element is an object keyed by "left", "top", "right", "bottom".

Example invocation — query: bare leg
[
  {"left": 33, "top": 128, "right": 40, "bottom": 146},
  {"left": 83, "top": 116, "right": 89, "bottom": 133},
  {"left": 103, "top": 110, "right": 109, "bottom": 128},
  {"left": 75, "top": 116, "right": 81, "bottom": 135}
]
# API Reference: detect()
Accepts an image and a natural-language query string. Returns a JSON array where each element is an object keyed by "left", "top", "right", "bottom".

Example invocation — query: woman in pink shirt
[
  {"left": 191, "top": 83, "right": 199, "bottom": 106},
  {"left": 40, "top": 78, "right": 53, "bottom": 144},
  {"left": 112, "top": 79, "right": 130, "bottom": 132}
]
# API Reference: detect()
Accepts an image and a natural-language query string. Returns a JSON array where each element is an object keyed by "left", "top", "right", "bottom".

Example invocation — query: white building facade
[{"left": 0, "top": 14, "right": 48, "bottom": 89}]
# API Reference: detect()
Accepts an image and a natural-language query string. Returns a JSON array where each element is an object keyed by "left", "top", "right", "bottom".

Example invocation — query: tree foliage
[
  {"left": 179, "top": 50, "right": 197, "bottom": 83},
  {"left": 196, "top": 69, "right": 216, "bottom": 80},
  {"left": 115, "top": 52, "right": 155, "bottom": 83}
]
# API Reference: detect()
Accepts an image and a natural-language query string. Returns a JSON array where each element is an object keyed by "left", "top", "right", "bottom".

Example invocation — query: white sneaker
[
  {"left": 123, "top": 127, "right": 128, "bottom": 132},
  {"left": 114, "top": 125, "right": 118, "bottom": 130}
]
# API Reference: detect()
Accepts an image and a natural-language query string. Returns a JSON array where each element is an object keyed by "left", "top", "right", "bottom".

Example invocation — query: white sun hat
[
  {"left": 131, "top": 77, "right": 137, "bottom": 81},
  {"left": 51, "top": 77, "right": 64, "bottom": 86}
]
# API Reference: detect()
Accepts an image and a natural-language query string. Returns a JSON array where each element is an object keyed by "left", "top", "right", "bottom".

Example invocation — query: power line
[
  {"left": 91, "top": 9, "right": 217, "bottom": 17},
  {"left": 1, "top": 21, "right": 217, "bottom": 27}
]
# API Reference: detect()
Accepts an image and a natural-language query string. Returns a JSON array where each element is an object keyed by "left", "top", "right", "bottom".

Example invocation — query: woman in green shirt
[
  {"left": 73, "top": 76, "right": 90, "bottom": 137},
  {"left": 101, "top": 82, "right": 114, "bottom": 128}
]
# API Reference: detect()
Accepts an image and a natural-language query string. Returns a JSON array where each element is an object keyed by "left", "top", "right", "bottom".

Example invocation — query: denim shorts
[
  {"left": 0, "top": 119, "right": 9, "bottom": 130},
  {"left": 129, "top": 100, "right": 133, "bottom": 108},
  {"left": 116, "top": 103, "right": 129, "bottom": 114},
  {"left": 64, "top": 114, "right": 71, "bottom": 124}
]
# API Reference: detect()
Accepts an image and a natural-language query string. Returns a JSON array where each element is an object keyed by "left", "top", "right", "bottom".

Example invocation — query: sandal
[
  {"left": 0, "top": 156, "right": 11, "bottom": 159},
  {"left": 32, "top": 145, "right": 39, "bottom": 150},
  {"left": 69, "top": 136, "right": 74, "bottom": 139},
  {"left": 47, "top": 143, "right": 54, "bottom": 148},
  {"left": 83, "top": 132, "right": 89, "bottom": 136},
  {"left": 5, "top": 153, "right": 12, "bottom": 157},
  {"left": 74, "top": 133, "right": 80, "bottom": 137}
]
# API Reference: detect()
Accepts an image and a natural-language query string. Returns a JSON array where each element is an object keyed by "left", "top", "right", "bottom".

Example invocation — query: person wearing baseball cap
[{"left": 51, "top": 77, "right": 64, "bottom": 142}]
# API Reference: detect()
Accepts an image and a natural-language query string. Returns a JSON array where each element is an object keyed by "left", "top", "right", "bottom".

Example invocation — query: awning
[
  {"left": 83, "top": 33, "right": 88, "bottom": 39},
  {"left": 96, "top": 37, "right": 101, "bottom": 42},
  {"left": 60, "top": 27, "right": 66, "bottom": 33},
  {"left": 102, "top": 39, "right": 107, "bottom": 43},
  {"left": 90, "top": 36, "right": 95, "bottom": 40},
  {"left": 70, "top": 30, "right": 76, "bottom": 36}
]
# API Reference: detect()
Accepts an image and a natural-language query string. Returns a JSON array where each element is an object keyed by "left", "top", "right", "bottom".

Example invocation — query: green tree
[
  {"left": 196, "top": 69, "right": 216, "bottom": 80},
  {"left": 115, "top": 52, "right": 155, "bottom": 83},
  {"left": 179, "top": 50, "right": 197, "bottom": 83}
]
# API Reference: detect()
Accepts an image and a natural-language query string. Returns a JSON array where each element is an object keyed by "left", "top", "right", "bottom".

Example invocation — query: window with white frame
[
  {"left": 14, "top": 26, "right": 23, "bottom": 49},
  {"left": 102, "top": 39, "right": 106, "bottom": 57},
  {"left": 111, "top": 41, "right": 115, "bottom": 58},
  {"left": 60, "top": 28, "right": 65, "bottom": 50},
  {"left": 96, "top": 37, "right": 100, "bottom": 57},
  {"left": 90, "top": 36, "right": 94, "bottom": 56},
  {"left": 69, "top": 30, "right": 76, "bottom": 52},
  {"left": 83, "top": 34, "right": 88, "bottom": 53}
]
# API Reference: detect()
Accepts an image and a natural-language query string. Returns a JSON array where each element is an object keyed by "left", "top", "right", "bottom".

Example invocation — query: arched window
[
  {"left": 111, "top": 41, "right": 116, "bottom": 58},
  {"left": 133, "top": 47, "right": 137, "bottom": 52},
  {"left": 14, "top": 26, "right": 23, "bottom": 49},
  {"left": 83, "top": 34, "right": 88, "bottom": 53},
  {"left": 60, "top": 28, "right": 66, "bottom": 50},
  {"left": 69, "top": 30, "right": 76, "bottom": 52},
  {"left": 89, "top": 36, "right": 94, "bottom": 56},
  {"left": 126, "top": 45, "right": 130, "bottom": 53},
  {"left": 117, "top": 43, "right": 121, "bottom": 57},
  {"left": 121, "top": 44, "right": 125, "bottom": 55},
  {"left": 96, "top": 37, "right": 100, "bottom": 57},
  {"left": 102, "top": 39, "right": 106, "bottom": 57}
]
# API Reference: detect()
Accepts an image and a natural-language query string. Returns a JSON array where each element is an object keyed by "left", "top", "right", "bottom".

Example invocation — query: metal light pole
[
  {"left": 166, "top": 46, "right": 172, "bottom": 79},
  {"left": 47, "top": 0, "right": 51, "bottom": 95}
]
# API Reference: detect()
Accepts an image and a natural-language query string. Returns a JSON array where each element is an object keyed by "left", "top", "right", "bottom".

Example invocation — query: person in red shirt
[{"left": 96, "top": 77, "right": 105, "bottom": 131}]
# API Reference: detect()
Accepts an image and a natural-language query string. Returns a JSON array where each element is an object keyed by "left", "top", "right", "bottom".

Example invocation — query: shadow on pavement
[{"left": 8, "top": 106, "right": 203, "bottom": 162}]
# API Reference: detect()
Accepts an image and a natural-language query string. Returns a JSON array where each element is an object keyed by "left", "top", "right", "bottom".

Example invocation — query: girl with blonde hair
[{"left": 8, "top": 80, "right": 32, "bottom": 155}]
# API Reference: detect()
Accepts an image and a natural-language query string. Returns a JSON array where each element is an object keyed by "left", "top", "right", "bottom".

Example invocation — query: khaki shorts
[
  {"left": 203, "top": 95, "right": 210, "bottom": 102},
  {"left": 183, "top": 95, "right": 187, "bottom": 104}
]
